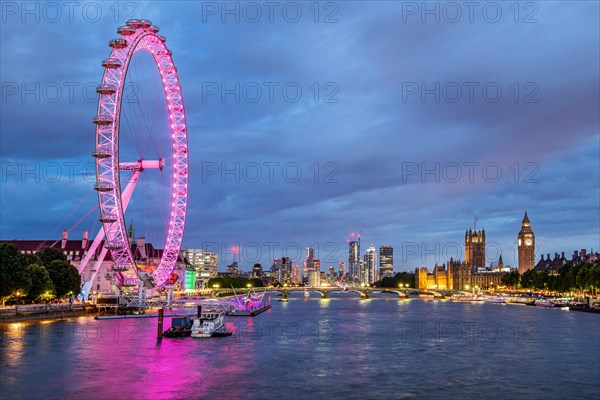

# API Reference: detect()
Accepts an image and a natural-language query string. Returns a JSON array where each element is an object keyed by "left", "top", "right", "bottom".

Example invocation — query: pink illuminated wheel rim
[{"left": 93, "top": 19, "right": 188, "bottom": 288}]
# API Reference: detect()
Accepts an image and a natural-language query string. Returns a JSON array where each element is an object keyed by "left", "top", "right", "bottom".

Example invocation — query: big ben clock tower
[{"left": 518, "top": 211, "right": 535, "bottom": 274}]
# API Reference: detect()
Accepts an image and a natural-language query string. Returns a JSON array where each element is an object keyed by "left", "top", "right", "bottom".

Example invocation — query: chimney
[
  {"left": 581, "top": 249, "right": 587, "bottom": 257},
  {"left": 61, "top": 229, "right": 68, "bottom": 250},
  {"left": 547, "top": 253, "right": 550, "bottom": 260},
  {"left": 573, "top": 250, "right": 579, "bottom": 259},
  {"left": 82, "top": 230, "right": 88, "bottom": 249},
  {"left": 540, "top": 254, "right": 545, "bottom": 261},
  {"left": 561, "top": 252, "right": 565, "bottom": 259}
]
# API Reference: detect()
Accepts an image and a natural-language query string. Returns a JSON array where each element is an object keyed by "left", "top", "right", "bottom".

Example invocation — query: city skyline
[{"left": 1, "top": 3, "right": 598, "bottom": 272}]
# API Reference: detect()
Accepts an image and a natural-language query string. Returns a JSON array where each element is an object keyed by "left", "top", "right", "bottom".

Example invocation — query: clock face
[{"left": 525, "top": 238, "right": 533, "bottom": 246}]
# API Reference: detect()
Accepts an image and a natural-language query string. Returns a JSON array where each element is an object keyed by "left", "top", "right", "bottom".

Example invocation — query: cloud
[{"left": 1, "top": 1, "right": 598, "bottom": 271}]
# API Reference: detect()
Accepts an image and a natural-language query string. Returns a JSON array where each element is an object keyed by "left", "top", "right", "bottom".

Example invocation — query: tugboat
[{"left": 191, "top": 310, "right": 232, "bottom": 338}]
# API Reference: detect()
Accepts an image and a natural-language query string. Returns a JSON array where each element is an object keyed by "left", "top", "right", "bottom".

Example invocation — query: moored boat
[
  {"left": 163, "top": 315, "right": 194, "bottom": 338},
  {"left": 534, "top": 299, "right": 555, "bottom": 307},
  {"left": 190, "top": 311, "right": 232, "bottom": 338},
  {"left": 485, "top": 296, "right": 507, "bottom": 303}
]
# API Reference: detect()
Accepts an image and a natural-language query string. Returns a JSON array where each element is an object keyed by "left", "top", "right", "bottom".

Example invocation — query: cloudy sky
[{"left": 1, "top": 1, "right": 598, "bottom": 272}]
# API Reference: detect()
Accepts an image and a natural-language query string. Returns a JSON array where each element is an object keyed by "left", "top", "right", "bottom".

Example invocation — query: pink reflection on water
[{"left": 55, "top": 316, "right": 253, "bottom": 400}]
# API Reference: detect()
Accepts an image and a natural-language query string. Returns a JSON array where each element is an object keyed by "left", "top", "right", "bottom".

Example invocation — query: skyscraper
[
  {"left": 518, "top": 211, "right": 535, "bottom": 274},
  {"left": 272, "top": 258, "right": 291, "bottom": 283},
  {"left": 338, "top": 261, "right": 346, "bottom": 278},
  {"left": 304, "top": 246, "right": 315, "bottom": 280},
  {"left": 280, "top": 257, "right": 292, "bottom": 283},
  {"left": 379, "top": 245, "right": 393, "bottom": 278},
  {"left": 465, "top": 228, "right": 486, "bottom": 268},
  {"left": 291, "top": 265, "right": 301, "bottom": 285},
  {"left": 349, "top": 240, "right": 360, "bottom": 282},
  {"left": 252, "top": 263, "right": 263, "bottom": 279},
  {"left": 363, "top": 245, "right": 378, "bottom": 284}
]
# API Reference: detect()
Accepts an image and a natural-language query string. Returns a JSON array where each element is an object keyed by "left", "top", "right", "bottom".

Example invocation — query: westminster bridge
[{"left": 209, "top": 287, "right": 464, "bottom": 299}]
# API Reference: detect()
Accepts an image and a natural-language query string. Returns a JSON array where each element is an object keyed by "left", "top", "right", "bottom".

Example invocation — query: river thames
[{"left": 1, "top": 295, "right": 599, "bottom": 399}]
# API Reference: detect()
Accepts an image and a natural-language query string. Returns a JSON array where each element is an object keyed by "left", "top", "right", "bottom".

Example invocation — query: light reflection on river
[{"left": 1, "top": 295, "right": 599, "bottom": 399}]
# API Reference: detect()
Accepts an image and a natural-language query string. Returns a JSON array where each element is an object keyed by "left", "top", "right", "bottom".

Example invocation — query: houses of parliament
[{"left": 416, "top": 212, "right": 534, "bottom": 290}]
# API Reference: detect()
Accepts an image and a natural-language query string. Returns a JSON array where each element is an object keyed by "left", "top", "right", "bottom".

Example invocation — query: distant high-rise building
[
  {"left": 338, "top": 261, "right": 346, "bottom": 278},
  {"left": 518, "top": 211, "right": 535, "bottom": 274},
  {"left": 181, "top": 249, "right": 218, "bottom": 288},
  {"left": 306, "top": 247, "right": 315, "bottom": 260},
  {"left": 271, "top": 258, "right": 291, "bottom": 283},
  {"left": 328, "top": 266, "right": 335, "bottom": 278},
  {"left": 313, "top": 259, "right": 321, "bottom": 273},
  {"left": 291, "top": 265, "right": 301, "bottom": 285},
  {"left": 226, "top": 261, "right": 239, "bottom": 276},
  {"left": 465, "top": 228, "right": 486, "bottom": 268},
  {"left": 379, "top": 245, "right": 393, "bottom": 278},
  {"left": 349, "top": 240, "right": 360, "bottom": 281},
  {"left": 363, "top": 245, "right": 377, "bottom": 284},
  {"left": 308, "top": 269, "right": 321, "bottom": 286},
  {"left": 252, "top": 263, "right": 263, "bottom": 279},
  {"left": 281, "top": 257, "right": 292, "bottom": 283},
  {"left": 304, "top": 246, "right": 315, "bottom": 280}
]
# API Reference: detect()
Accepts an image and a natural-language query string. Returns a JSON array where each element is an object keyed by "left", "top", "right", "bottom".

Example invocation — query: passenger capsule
[
  {"left": 102, "top": 58, "right": 122, "bottom": 69},
  {"left": 109, "top": 38, "right": 127, "bottom": 49},
  {"left": 92, "top": 146, "right": 112, "bottom": 158},
  {"left": 148, "top": 25, "right": 159, "bottom": 34},
  {"left": 158, "top": 35, "right": 167, "bottom": 43},
  {"left": 106, "top": 241, "right": 125, "bottom": 250},
  {"left": 92, "top": 115, "right": 113, "bottom": 125},
  {"left": 126, "top": 19, "right": 143, "bottom": 28},
  {"left": 138, "top": 19, "right": 152, "bottom": 28},
  {"left": 120, "top": 278, "right": 137, "bottom": 287},
  {"left": 112, "top": 264, "right": 131, "bottom": 272},
  {"left": 94, "top": 182, "right": 114, "bottom": 192},
  {"left": 96, "top": 84, "right": 117, "bottom": 95},
  {"left": 117, "top": 25, "right": 136, "bottom": 35},
  {"left": 99, "top": 213, "right": 118, "bottom": 223}
]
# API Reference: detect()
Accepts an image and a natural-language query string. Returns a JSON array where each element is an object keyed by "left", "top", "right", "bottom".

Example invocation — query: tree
[
  {"left": 37, "top": 247, "right": 67, "bottom": 267},
  {"left": 46, "top": 260, "right": 81, "bottom": 298},
  {"left": 22, "top": 252, "right": 42, "bottom": 268},
  {"left": 374, "top": 272, "right": 415, "bottom": 288},
  {"left": 0, "top": 243, "right": 32, "bottom": 306},
  {"left": 501, "top": 271, "right": 521, "bottom": 288},
  {"left": 26, "top": 264, "right": 55, "bottom": 301}
]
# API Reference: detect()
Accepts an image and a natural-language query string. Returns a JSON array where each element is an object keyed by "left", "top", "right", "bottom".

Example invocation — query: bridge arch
[{"left": 378, "top": 289, "right": 407, "bottom": 298}]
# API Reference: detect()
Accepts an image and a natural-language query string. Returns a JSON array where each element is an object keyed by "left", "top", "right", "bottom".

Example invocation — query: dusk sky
[{"left": 1, "top": 1, "right": 598, "bottom": 272}]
